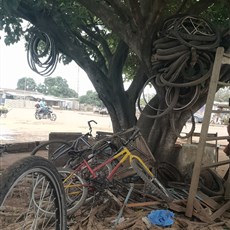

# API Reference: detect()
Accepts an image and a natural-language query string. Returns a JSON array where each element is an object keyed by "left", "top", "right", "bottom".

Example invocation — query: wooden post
[{"left": 185, "top": 47, "right": 225, "bottom": 217}]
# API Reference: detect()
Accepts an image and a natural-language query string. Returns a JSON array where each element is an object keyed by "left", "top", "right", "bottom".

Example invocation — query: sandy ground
[
  {"left": 0, "top": 108, "right": 112, "bottom": 170},
  {"left": 0, "top": 108, "right": 229, "bottom": 177},
  {"left": 0, "top": 108, "right": 113, "bottom": 143}
]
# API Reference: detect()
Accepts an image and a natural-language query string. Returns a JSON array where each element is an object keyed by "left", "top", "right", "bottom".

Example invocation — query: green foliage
[
  {"left": 79, "top": 90, "right": 103, "bottom": 107},
  {"left": 16, "top": 76, "right": 78, "bottom": 98},
  {"left": 0, "top": 0, "right": 136, "bottom": 79},
  {"left": 123, "top": 51, "right": 139, "bottom": 81},
  {"left": 201, "top": 1, "right": 230, "bottom": 28},
  {"left": 38, "top": 76, "right": 78, "bottom": 98},
  {"left": 17, "top": 77, "right": 37, "bottom": 91}
]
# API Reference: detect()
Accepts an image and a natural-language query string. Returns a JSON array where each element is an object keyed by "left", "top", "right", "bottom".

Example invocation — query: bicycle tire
[
  {"left": 50, "top": 113, "right": 57, "bottom": 121},
  {"left": 199, "top": 169, "right": 224, "bottom": 196},
  {"left": 0, "top": 156, "right": 67, "bottom": 230},
  {"left": 31, "top": 140, "right": 72, "bottom": 166},
  {"left": 58, "top": 168, "right": 88, "bottom": 215},
  {"left": 130, "top": 158, "right": 173, "bottom": 202}
]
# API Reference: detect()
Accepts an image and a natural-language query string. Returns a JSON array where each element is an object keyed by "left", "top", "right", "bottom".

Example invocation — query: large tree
[
  {"left": 37, "top": 76, "right": 78, "bottom": 98},
  {"left": 17, "top": 77, "right": 37, "bottom": 91},
  {"left": 1, "top": 0, "right": 229, "bottom": 161}
]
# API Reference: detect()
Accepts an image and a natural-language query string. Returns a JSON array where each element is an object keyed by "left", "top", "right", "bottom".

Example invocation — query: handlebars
[
  {"left": 87, "top": 120, "right": 97, "bottom": 135},
  {"left": 92, "top": 126, "right": 141, "bottom": 151}
]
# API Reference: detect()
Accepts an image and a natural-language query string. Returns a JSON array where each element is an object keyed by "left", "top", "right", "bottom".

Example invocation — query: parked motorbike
[{"left": 35, "top": 107, "right": 57, "bottom": 121}]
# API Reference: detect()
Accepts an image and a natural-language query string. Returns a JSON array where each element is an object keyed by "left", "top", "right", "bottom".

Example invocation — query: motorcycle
[{"left": 35, "top": 107, "right": 57, "bottom": 121}]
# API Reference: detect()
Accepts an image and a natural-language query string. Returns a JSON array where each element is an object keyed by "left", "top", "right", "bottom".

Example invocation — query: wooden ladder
[{"left": 185, "top": 47, "right": 230, "bottom": 217}]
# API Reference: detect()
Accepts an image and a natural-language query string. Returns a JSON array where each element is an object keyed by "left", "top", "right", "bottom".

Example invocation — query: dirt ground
[
  {"left": 0, "top": 107, "right": 112, "bottom": 170},
  {"left": 0, "top": 107, "right": 113, "bottom": 143},
  {"left": 1, "top": 108, "right": 229, "bottom": 175},
  {"left": 1, "top": 108, "right": 230, "bottom": 229}
]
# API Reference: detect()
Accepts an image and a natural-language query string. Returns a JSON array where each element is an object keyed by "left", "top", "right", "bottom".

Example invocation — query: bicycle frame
[
  {"left": 52, "top": 132, "right": 95, "bottom": 161},
  {"left": 51, "top": 120, "right": 98, "bottom": 161},
  {"left": 61, "top": 127, "right": 173, "bottom": 211},
  {"left": 64, "top": 146, "right": 154, "bottom": 184}
]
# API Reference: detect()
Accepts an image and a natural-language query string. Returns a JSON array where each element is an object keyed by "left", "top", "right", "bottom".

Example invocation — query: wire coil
[{"left": 27, "top": 30, "right": 59, "bottom": 76}]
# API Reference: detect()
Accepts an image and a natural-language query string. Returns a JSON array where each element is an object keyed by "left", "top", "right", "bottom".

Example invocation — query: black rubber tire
[
  {"left": 156, "top": 161, "right": 183, "bottom": 186},
  {"left": 0, "top": 156, "right": 67, "bottom": 229},
  {"left": 31, "top": 140, "right": 72, "bottom": 166},
  {"left": 199, "top": 169, "right": 225, "bottom": 196},
  {"left": 50, "top": 113, "right": 57, "bottom": 121},
  {"left": 58, "top": 168, "right": 88, "bottom": 215},
  {"left": 35, "top": 113, "right": 40, "bottom": 119},
  {"left": 130, "top": 158, "right": 173, "bottom": 202}
]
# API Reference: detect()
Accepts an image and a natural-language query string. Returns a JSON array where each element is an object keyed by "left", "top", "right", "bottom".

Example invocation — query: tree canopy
[
  {"left": 1, "top": 0, "right": 229, "bottom": 161},
  {"left": 16, "top": 76, "right": 78, "bottom": 98},
  {"left": 17, "top": 77, "right": 36, "bottom": 91},
  {"left": 79, "top": 90, "right": 103, "bottom": 107}
]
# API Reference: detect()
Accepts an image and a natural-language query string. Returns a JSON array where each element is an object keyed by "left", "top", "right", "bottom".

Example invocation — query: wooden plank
[
  {"left": 222, "top": 55, "right": 230, "bottom": 65},
  {"left": 201, "top": 160, "right": 230, "bottom": 169},
  {"left": 193, "top": 199, "right": 212, "bottom": 223},
  {"left": 196, "top": 191, "right": 220, "bottom": 210},
  {"left": 224, "top": 167, "right": 230, "bottom": 200},
  {"left": 207, "top": 136, "right": 230, "bottom": 141},
  {"left": 126, "top": 201, "right": 161, "bottom": 208},
  {"left": 186, "top": 47, "right": 225, "bottom": 217},
  {"left": 210, "top": 200, "right": 230, "bottom": 221}
]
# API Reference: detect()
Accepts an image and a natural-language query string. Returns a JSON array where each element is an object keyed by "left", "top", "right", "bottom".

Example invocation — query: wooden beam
[
  {"left": 222, "top": 53, "right": 230, "bottom": 65},
  {"left": 201, "top": 159, "right": 230, "bottom": 169},
  {"left": 210, "top": 200, "right": 230, "bottom": 221},
  {"left": 185, "top": 47, "right": 225, "bottom": 217}
]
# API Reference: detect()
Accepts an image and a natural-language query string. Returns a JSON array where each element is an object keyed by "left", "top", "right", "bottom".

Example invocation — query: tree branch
[
  {"left": 127, "top": 0, "right": 144, "bottom": 28},
  {"left": 77, "top": 0, "right": 128, "bottom": 35},
  {"left": 109, "top": 40, "right": 129, "bottom": 85},
  {"left": 127, "top": 64, "right": 148, "bottom": 104}
]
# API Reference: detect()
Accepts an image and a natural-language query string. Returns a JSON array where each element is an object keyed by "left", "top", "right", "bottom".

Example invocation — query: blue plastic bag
[{"left": 147, "top": 209, "right": 174, "bottom": 227}]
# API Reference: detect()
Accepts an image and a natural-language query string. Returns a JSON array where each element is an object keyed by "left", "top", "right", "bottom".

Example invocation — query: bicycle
[
  {"left": 0, "top": 155, "right": 67, "bottom": 229},
  {"left": 31, "top": 120, "right": 100, "bottom": 166},
  {"left": 60, "top": 127, "right": 173, "bottom": 214},
  {"left": 31, "top": 120, "right": 117, "bottom": 216}
]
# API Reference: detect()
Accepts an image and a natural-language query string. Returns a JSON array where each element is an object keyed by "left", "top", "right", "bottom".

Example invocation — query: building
[{"left": 0, "top": 88, "right": 79, "bottom": 110}]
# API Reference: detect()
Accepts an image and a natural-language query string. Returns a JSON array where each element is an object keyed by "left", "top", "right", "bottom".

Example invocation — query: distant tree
[
  {"left": 36, "top": 83, "right": 48, "bottom": 94},
  {"left": 37, "top": 76, "right": 78, "bottom": 98},
  {"left": 17, "top": 77, "right": 37, "bottom": 91},
  {"left": 79, "top": 90, "right": 103, "bottom": 107}
]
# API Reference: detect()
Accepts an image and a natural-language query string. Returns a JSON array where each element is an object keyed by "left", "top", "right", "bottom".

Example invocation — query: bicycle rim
[
  {"left": 0, "top": 156, "right": 67, "bottom": 230},
  {"left": 31, "top": 140, "right": 72, "bottom": 167},
  {"left": 58, "top": 168, "right": 88, "bottom": 215}
]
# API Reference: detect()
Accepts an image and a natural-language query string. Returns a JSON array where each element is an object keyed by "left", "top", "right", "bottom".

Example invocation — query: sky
[{"left": 0, "top": 33, "right": 95, "bottom": 96}]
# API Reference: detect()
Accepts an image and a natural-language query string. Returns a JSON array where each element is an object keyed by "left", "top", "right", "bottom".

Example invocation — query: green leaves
[
  {"left": 17, "top": 77, "right": 37, "bottom": 91},
  {"left": 79, "top": 90, "right": 103, "bottom": 107},
  {"left": 16, "top": 76, "right": 78, "bottom": 98}
]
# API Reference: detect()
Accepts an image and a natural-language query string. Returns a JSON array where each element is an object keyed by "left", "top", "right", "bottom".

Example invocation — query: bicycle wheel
[
  {"left": 58, "top": 168, "right": 88, "bottom": 215},
  {"left": 0, "top": 156, "right": 67, "bottom": 230},
  {"left": 130, "top": 158, "right": 173, "bottom": 202},
  {"left": 50, "top": 113, "right": 57, "bottom": 121},
  {"left": 31, "top": 140, "right": 72, "bottom": 167}
]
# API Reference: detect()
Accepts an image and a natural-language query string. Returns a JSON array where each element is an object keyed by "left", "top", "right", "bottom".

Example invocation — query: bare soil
[
  {"left": 0, "top": 108, "right": 229, "bottom": 229},
  {"left": 1, "top": 108, "right": 229, "bottom": 175},
  {"left": 0, "top": 108, "right": 113, "bottom": 170}
]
